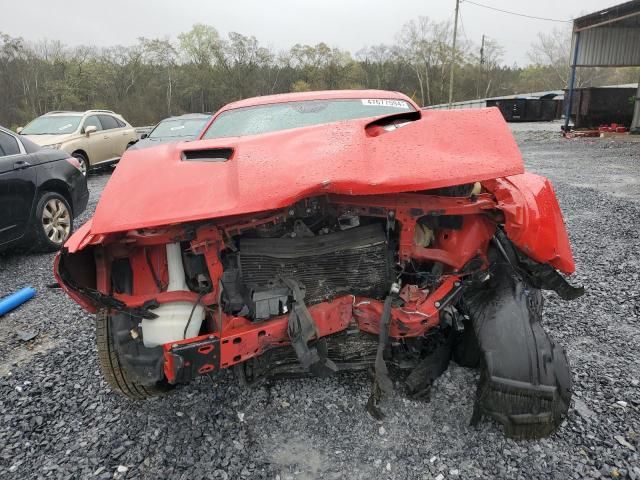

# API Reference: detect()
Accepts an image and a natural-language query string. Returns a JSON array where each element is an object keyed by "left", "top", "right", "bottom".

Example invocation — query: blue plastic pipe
[{"left": 0, "top": 287, "right": 36, "bottom": 316}]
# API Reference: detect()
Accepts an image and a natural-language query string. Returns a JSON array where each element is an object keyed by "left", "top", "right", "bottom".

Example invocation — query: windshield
[
  {"left": 21, "top": 115, "right": 82, "bottom": 135},
  {"left": 149, "top": 117, "right": 209, "bottom": 139},
  {"left": 202, "top": 98, "right": 415, "bottom": 139}
]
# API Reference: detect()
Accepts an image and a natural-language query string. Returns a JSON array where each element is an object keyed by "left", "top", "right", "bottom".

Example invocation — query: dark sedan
[
  {"left": 128, "top": 113, "right": 211, "bottom": 150},
  {"left": 0, "top": 126, "right": 89, "bottom": 252}
]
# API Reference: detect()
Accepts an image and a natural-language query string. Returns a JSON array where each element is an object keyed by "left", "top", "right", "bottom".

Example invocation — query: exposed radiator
[{"left": 238, "top": 224, "right": 391, "bottom": 305}]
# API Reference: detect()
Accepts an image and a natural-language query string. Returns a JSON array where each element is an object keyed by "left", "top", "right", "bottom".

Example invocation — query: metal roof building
[
  {"left": 565, "top": 1, "right": 640, "bottom": 132},
  {"left": 424, "top": 90, "right": 564, "bottom": 110}
]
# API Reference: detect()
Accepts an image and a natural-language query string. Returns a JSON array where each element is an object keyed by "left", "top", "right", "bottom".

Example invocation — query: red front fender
[{"left": 484, "top": 173, "right": 576, "bottom": 274}]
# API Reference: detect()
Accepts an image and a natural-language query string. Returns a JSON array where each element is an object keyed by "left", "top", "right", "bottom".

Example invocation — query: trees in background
[{"left": 1, "top": 21, "right": 639, "bottom": 128}]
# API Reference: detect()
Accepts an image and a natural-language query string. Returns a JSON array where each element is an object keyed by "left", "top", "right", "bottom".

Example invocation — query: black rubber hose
[{"left": 183, "top": 292, "right": 206, "bottom": 340}]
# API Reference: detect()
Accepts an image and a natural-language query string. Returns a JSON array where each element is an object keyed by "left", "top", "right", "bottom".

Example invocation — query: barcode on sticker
[{"left": 361, "top": 99, "right": 410, "bottom": 109}]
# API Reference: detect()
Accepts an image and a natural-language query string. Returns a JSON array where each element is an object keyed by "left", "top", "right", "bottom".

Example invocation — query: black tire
[
  {"left": 96, "top": 310, "right": 172, "bottom": 400},
  {"left": 31, "top": 191, "right": 73, "bottom": 252},
  {"left": 72, "top": 151, "right": 89, "bottom": 176}
]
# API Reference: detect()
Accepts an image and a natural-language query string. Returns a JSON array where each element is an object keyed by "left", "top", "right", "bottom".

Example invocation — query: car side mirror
[
  {"left": 16, "top": 127, "right": 23, "bottom": 134},
  {"left": 84, "top": 126, "right": 97, "bottom": 136},
  {"left": 140, "top": 133, "right": 148, "bottom": 139}
]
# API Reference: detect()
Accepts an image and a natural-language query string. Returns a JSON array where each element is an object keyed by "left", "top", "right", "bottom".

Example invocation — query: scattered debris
[
  {"left": 16, "top": 330, "right": 38, "bottom": 342},
  {"left": 614, "top": 435, "right": 636, "bottom": 451},
  {"left": 574, "top": 398, "right": 596, "bottom": 419}
]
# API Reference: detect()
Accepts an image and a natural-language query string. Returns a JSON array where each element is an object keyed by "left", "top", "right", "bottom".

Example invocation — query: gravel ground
[{"left": 1, "top": 130, "right": 639, "bottom": 479}]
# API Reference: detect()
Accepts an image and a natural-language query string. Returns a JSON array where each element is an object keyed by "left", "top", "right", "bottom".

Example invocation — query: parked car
[
  {"left": 128, "top": 113, "right": 211, "bottom": 150},
  {"left": 55, "top": 90, "right": 583, "bottom": 439},
  {"left": 18, "top": 110, "right": 138, "bottom": 176},
  {"left": 0, "top": 126, "right": 88, "bottom": 252}
]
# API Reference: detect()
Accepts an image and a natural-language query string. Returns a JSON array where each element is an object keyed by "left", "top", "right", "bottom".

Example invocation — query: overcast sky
[{"left": 2, "top": 0, "right": 616, "bottom": 65}]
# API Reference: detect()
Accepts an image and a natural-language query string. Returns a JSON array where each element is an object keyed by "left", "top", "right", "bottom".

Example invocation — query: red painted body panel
[
  {"left": 88, "top": 106, "right": 523, "bottom": 235},
  {"left": 484, "top": 173, "right": 575, "bottom": 274},
  {"left": 54, "top": 90, "right": 579, "bottom": 388}
]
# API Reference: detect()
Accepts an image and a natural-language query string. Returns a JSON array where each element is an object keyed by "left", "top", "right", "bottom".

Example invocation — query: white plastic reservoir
[{"left": 141, "top": 242, "right": 205, "bottom": 348}]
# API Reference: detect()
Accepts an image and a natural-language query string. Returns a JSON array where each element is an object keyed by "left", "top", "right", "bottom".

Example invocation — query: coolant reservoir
[{"left": 141, "top": 243, "right": 205, "bottom": 348}]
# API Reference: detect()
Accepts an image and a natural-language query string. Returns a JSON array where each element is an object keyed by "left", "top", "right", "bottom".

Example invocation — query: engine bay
[
  {"left": 56, "top": 189, "right": 502, "bottom": 383},
  {"left": 54, "top": 178, "right": 583, "bottom": 438}
]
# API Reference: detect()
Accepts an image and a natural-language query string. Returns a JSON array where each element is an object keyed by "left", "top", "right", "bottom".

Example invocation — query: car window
[
  {"left": 99, "top": 115, "right": 120, "bottom": 130},
  {"left": 114, "top": 118, "right": 126, "bottom": 128},
  {"left": 149, "top": 117, "right": 210, "bottom": 139},
  {"left": 203, "top": 99, "right": 415, "bottom": 139},
  {"left": 21, "top": 115, "right": 82, "bottom": 135},
  {"left": 0, "top": 131, "right": 21, "bottom": 157},
  {"left": 83, "top": 115, "right": 103, "bottom": 132}
]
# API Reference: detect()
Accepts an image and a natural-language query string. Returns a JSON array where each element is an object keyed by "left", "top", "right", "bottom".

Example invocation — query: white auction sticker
[{"left": 361, "top": 99, "right": 410, "bottom": 109}]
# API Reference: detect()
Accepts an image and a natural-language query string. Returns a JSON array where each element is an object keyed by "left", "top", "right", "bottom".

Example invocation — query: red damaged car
[{"left": 55, "top": 90, "right": 583, "bottom": 439}]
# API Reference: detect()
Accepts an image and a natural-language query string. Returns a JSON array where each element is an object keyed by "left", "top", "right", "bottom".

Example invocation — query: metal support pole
[
  {"left": 631, "top": 76, "right": 640, "bottom": 134},
  {"left": 563, "top": 31, "right": 580, "bottom": 133},
  {"left": 477, "top": 34, "right": 485, "bottom": 99},
  {"left": 448, "top": 0, "right": 460, "bottom": 108}
]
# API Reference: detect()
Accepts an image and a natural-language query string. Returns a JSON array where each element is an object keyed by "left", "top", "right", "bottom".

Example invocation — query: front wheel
[
  {"left": 32, "top": 191, "right": 73, "bottom": 252},
  {"left": 72, "top": 152, "right": 89, "bottom": 176},
  {"left": 96, "top": 310, "right": 173, "bottom": 400}
]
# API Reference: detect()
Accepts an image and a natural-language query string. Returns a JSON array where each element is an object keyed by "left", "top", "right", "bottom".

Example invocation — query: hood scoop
[
  {"left": 182, "top": 147, "right": 233, "bottom": 162},
  {"left": 365, "top": 111, "right": 421, "bottom": 137}
]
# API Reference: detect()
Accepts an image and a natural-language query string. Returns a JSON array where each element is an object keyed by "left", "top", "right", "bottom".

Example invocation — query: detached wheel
[
  {"left": 33, "top": 192, "right": 73, "bottom": 252},
  {"left": 96, "top": 310, "right": 172, "bottom": 400},
  {"left": 72, "top": 152, "right": 89, "bottom": 176}
]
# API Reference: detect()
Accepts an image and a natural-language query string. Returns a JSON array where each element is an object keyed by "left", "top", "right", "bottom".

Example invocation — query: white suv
[{"left": 19, "top": 110, "right": 138, "bottom": 175}]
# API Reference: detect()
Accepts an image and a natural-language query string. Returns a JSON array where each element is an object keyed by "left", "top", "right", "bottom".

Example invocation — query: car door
[
  {"left": 98, "top": 115, "right": 128, "bottom": 158},
  {"left": 81, "top": 115, "right": 111, "bottom": 165},
  {"left": 0, "top": 130, "right": 37, "bottom": 246}
]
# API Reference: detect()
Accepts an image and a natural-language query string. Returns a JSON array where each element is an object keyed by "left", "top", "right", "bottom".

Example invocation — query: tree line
[{"left": 1, "top": 19, "right": 638, "bottom": 128}]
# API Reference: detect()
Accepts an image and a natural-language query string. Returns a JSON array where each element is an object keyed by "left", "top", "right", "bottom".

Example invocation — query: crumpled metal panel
[
  {"left": 484, "top": 173, "right": 576, "bottom": 274},
  {"left": 87, "top": 106, "right": 523, "bottom": 235}
]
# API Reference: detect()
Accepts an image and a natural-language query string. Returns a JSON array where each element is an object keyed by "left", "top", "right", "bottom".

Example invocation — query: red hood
[{"left": 90, "top": 107, "right": 523, "bottom": 235}]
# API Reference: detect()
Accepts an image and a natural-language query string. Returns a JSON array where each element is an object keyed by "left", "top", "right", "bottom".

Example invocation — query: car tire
[
  {"left": 32, "top": 191, "right": 73, "bottom": 252},
  {"left": 96, "top": 310, "right": 173, "bottom": 400},
  {"left": 72, "top": 152, "right": 89, "bottom": 176}
]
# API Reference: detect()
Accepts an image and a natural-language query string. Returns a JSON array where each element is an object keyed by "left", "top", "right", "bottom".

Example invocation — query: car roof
[
  {"left": 218, "top": 89, "right": 417, "bottom": 112},
  {"left": 43, "top": 112, "right": 84, "bottom": 116},
  {"left": 0, "top": 125, "right": 41, "bottom": 151},
  {"left": 42, "top": 110, "right": 119, "bottom": 116}
]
